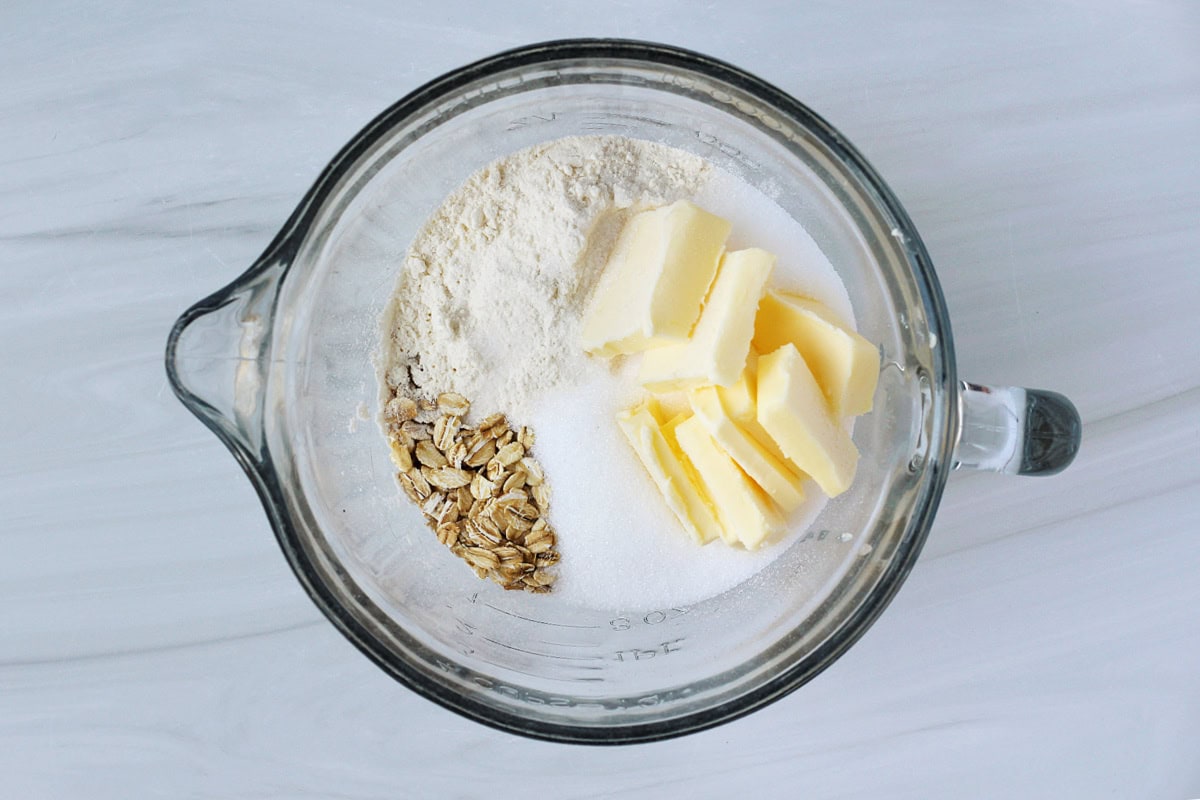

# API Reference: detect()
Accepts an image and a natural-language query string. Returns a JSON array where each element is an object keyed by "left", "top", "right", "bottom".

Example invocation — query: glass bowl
[{"left": 166, "top": 40, "right": 1079, "bottom": 743}]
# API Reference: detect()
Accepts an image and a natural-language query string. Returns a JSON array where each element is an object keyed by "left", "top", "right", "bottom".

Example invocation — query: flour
[{"left": 380, "top": 136, "right": 711, "bottom": 422}]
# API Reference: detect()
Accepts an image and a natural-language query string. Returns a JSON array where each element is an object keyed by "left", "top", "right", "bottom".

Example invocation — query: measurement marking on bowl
[
  {"left": 613, "top": 639, "right": 685, "bottom": 662},
  {"left": 608, "top": 606, "right": 690, "bottom": 631},
  {"left": 506, "top": 112, "right": 557, "bottom": 131},
  {"left": 483, "top": 601, "right": 602, "bottom": 629},
  {"left": 481, "top": 636, "right": 605, "bottom": 662}
]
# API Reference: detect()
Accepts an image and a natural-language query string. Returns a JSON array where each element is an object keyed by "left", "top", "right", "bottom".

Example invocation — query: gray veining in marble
[{"left": 2, "top": 2, "right": 1198, "bottom": 797}]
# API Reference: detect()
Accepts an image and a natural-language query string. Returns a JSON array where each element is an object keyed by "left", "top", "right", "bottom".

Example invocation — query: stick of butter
[
  {"left": 673, "top": 415, "right": 785, "bottom": 550},
  {"left": 638, "top": 248, "right": 775, "bottom": 393},
  {"left": 688, "top": 386, "right": 806, "bottom": 513},
  {"left": 615, "top": 401, "right": 722, "bottom": 546},
  {"left": 757, "top": 344, "right": 859, "bottom": 497},
  {"left": 582, "top": 201, "right": 731, "bottom": 358},
  {"left": 753, "top": 291, "right": 879, "bottom": 416}
]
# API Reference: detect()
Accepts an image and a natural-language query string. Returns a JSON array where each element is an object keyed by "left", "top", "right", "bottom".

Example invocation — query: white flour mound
[{"left": 380, "top": 135, "right": 711, "bottom": 422}]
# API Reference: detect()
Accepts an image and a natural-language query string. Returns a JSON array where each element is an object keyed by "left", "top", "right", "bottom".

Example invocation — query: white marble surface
[{"left": 3, "top": 2, "right": 1198, "bottom": 797}]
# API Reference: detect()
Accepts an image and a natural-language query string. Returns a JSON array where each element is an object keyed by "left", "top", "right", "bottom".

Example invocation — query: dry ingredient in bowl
[
  {"left": 380, "top": 136, "right": 711, "bottom": 421},
  {"left": 383, "top": 392, "right": 560, "bottom": 593},
  {"left": 379, "top": 136, "right": 711, "bottom": 593}
]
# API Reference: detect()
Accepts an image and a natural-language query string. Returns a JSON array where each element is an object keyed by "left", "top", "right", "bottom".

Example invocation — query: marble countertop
[{"left": 3, "top": 2, "right": 1198, "bottom": 797}]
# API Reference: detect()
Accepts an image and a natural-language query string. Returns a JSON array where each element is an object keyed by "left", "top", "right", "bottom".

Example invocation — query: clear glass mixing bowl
[{"left": 166, "top": 40, "right": 1080, "bottom": 743}]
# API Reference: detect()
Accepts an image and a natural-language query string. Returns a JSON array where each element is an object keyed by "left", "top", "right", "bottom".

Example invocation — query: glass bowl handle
[
  {"left": 953, "top": 381, "right": 1081, "bottom": 476},
  {"left": 164, "top": 262, "right": 284, "bottom": 469}
]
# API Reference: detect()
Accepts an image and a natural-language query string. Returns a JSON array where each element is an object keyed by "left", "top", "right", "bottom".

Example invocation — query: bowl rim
[{"left": 167, "top": 37, "right": 956, "bottom": 745}]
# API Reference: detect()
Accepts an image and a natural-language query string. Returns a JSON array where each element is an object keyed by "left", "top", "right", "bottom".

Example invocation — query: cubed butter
[
  {"left": 757, "top": 344, "right": 859, "bottom": 497},
  {"left": 639, "top": 248, "right": 775, "bottom": 392},
  {"left": 688, "top": 386, "right": 806, "bottom": 512},
  {"left": 615, "top": 402, "right": 722, "bottom": 546},
  {"left": 673, "top": 416, "right": 785, "bottom": 550},
  {"left": 582, "top": 201, "right": 731, "bottom": 357},
  {"left": 753, "top": 291, "right": 879, "bottom": 415}
]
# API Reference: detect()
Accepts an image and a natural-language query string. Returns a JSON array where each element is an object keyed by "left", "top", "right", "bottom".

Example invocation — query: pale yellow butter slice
[
  {"left": 673, "top": 416, "right": 785, "bottom": 550},
  {"left": 658, "top": 412, "right": 724, "bottom": 541},
  {"left": 582, "top": 201, "right": 731, "bottom": 358},
  {"left": 688, "top": 386, "right": 806, "bottom": 513},
  {"left": 753, "top": 291, "right": 879, "bottom": 416},
  {"left": 757, "top": 344, "right": 859, "bottom": 497},
  {"left": 715, "top": 351, "right": 803, "bottom": 475},
  {"left": 615, "top": 401, "right": 721, "bottom": 546},
  {"left": 715, "top": 348, "right": 760, "bottom": 420},
  {"left": 639, "top": 248, "right": 775, "bottom": 393}
]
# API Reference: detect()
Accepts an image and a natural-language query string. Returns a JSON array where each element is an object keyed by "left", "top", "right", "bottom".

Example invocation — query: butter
[
  {"left": 639, "top": 248, "right": 775, "bottom": 392},
  {"left": 674, "top": 415, "right": 785, "bottom": 550},
  {"left": 659, "top": 412, "right": 724, "bottom": 541},
  {"left": 715, "top": 351, "right": 802, "bottom": 473},
  {"left": 688, "top": 385, "right": 806, "bottom": 512},
  {"left": 615, "top": 401, "right": 722, "bottom": 546},
  {"left": 757, "top": 344, "right": 859, "bottom": 497},
  {"left": 713, "top": 349, "right": 760, "bottom": 422},
  {"left": 582, "top": 201, "right": 731, "bottom": 357},
  {"left": 753, "top": 291, "right": 879, "bottom": 416}
]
